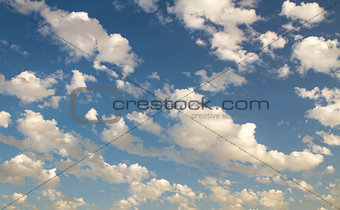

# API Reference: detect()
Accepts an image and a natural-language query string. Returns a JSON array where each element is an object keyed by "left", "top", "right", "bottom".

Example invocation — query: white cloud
[
  {"left": 10, "top": 0, "right": 139, "bottom": 76},
  {"left": 292, "top": 36, "right": 340, "bottom": 79},
  {"left": 167, "top": 94, "right": 323, "bottom": 173},
  {"left": 259, "top": 31, "right": 287, "bottom": 53},
  {"left": 195, "top": 69, "right": 247, "bottom": 92},
  {"left": 112, "top": 178, "right": 172, "bottom": 209},
  {"left": 326, "top": 165, "right": 335, "bottom": 174},
  {"left": 317, "top": 131, "right": 340, "bottom": 146},
  {"left": 126, "top": 111, "right": 163, "bottom": 135},
  {"left": 280, "top": 0, "right": 326, "bottom": 27},
  {"left": 134, "top": 0, "right": 159, "bottom": 13},
  {"left": 66, "top": 70, "right": 96, "bottom": 94},
  {"left": 195, "top": 38, "right": 206, "bottom": 46},
  {"left": 277, "top": 64, "right": 292, "bottom": 79},
  {"left": 168, "top": 0, "right": 261, "bottom": 64},
  {"left": 295, "top": 87, "right": 340, "bottom": 128},
  {"left": 0, "top": 71, "right": 57, "bottom": 103},
  {"left": 116, "top": 79, "right": 149, "bottom": 97},
  {"left": 0, "top": 111, "right": 11, "bottom": 128},
  {"left": 38, "top": 96, "right": 63, "bottom": 109},
  {"left": 199, "top": 176, "right": 288, "bottom": 209},
  {"left": 0, "top": 153, "right": 59, "bottom": 188},
  {"left": 85, "top": 108, "right": 98, "bottom": 121},
  {"left": 42, "top": 189, "right": 86, "bottom": 210},
  {"left": 147, "top": 72, "right": 160, "bottom": 80},
  {"left": 238, "top": 0, "right": 261, "bottom": 8}
]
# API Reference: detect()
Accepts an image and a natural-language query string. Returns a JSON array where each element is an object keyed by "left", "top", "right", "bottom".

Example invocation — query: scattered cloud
[
  {"left": 292, "top": 36, "right": 340, "bottom": 79},
  {"left": 0, "top": 71, "right": 57, "bottom": 103},
  {"left": 0, "top": 111, "right": 11, "bottom": 128}
]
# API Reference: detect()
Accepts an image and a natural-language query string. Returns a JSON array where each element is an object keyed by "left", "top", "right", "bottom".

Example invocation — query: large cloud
[
  {"left": 292, "top": 36, "right": 340, "bottom": 79},
  {"left": 10, "top": 0, "right": 139, "bottom": 76},
  {"left": 168, "top": 0, "right": 261, "bottom": 64},
  {"left": 280, "top": 0, "right": 326, "bottom": 27},
  {"left": 295, "top": 87, "right": 340, "bottom": 128},
  {"left": 0, "top": 71, "right": 57, "bottom": 103},
  {"left": 0, "top": 153, "right": 59, "bottom": 188}
]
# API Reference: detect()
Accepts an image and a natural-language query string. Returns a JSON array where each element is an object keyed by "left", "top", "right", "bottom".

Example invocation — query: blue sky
[{"left": 0, "top": 0, "right": 340, "bottom": 209}]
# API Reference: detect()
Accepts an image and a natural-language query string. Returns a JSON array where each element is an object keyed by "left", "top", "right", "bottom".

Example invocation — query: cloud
[
  {"left": 0, "top": 111, "right": 11, "bottom": 128},
  {"left": 280, "top": 0, "right": 326, "bottom": 27},
  {"left": 85, "top": 108, "right": 98, "bottom": 121},
  {"left": 10, "top": 0, "right": 139, "bottom": 76},
  {"left": 0, "top": 71, "right": 57, "bottom": 103},
  {"left": 42, "top": 189, "right": 86, "bottom": 210},
  {"left": 276, "top": 64, "right": 292, "bottom": 79},
  {"left": 195, "top": 38, "right": 206, "bottom": 46},
  {"left": 259, "top": 31, "right": 287, "bottom": 54},
  {"left": 199, "top": 176, "right": 288, "bottom": 209},
  {"left": 326, "top": 165, "right": 335, "bottom": 174},
  {"left": 126, "top": 111, "right": 163, "bottom": 135},
  {"left": 295, "top": 87, "right": 340, "bottom": 128},
  {"left": 66, "top": 70, "right": 96, "bottom": 94},
  {"left": 195, "top": 69, "right": 247, "bottom": 92},
  {"left": 112, "top": 178, "right": 172, "bottom": 209},
  {"left": 0, "top": 153, "right": 59, "bottom": 188},
  {"left": 317, "top": 131, "right": 340, "bottom": 146},
  {"left": 292, "top": 36, "right": 340, "bottom": 79},
  {"left": 162, "top": 89, "right": 324, "bottom": 173},
  {"left": 168, "top": 0, "right": 261, "bottom": 64},
  {"left": 134, "top": 0, "right": 159, "bottom": 13},
  {"left": 116, "top": 79, "right": 149, "bottom": 97},
  {"left": 147, "top": 72, "right": 160, "bottom": 80}
]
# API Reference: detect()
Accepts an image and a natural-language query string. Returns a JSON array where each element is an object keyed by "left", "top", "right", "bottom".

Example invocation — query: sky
[{"left": 0, "top": 0, "right": 340, "bottom": 209}]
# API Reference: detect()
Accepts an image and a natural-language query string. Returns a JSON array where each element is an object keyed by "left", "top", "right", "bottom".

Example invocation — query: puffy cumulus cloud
[
  {"left": 134, "top": 0, "right": 159, "bottom": 13},
  {"left": 0, "top": 71, "right": 57, "bottom": 103},
  {"left": 112, "top": 178, "right": 172, "bottom": 209},
  {"left": 10, "top": 0, "right": 139, "bottom": 76},
  {"left": 0, "top": 110, "right": 84, "bottom": 157},
  {"left": 259, "top": 31, "right": 287, "bottom": 54},
  {"left": 258, "top": 190, "right": 288, "bottom": 210},
  {"left": 0, "top": 153, "right": 59, "bottom": 188},
  {"left": 195, "top": 38, "right": 206, "bottom": 46},
  {"left": 56, "top": 155, "right": 150, "bottom": 184},
  {"left": 1, "top": 192, "right": 37, "bottom": 209},
  {"left": 302, "top": 135, "right": 332, "bottom": 156},
  {"left": 42, "top": 189, "right": 86, "bottom": 210},
  {"left": 295, "top": 87, "right": 340, "bottom": 128},
  {"left": 277, "top": 64, "right": 292, "bottom": 79},
  {"left": 326, "top": 165, "right": 335, "bottom": 174},
  {"left": 115, "top": 79, "right": 150, "bottom": 98},
  {"left": 66, "top": 70, "right": 96, "bottom": 94},
  {"left": 85, "top": 108, "right": 98, "bottom": 121},
  {"left": 0, "top": 111, "right": 11, "bottom": 128},
  {"left": 317, "top": 131, "right": 340, "bottom": 146},
  {"left": 292, "top": 36, "right": 340, "bottom": 79},
  {"left": 0, "top": 110, "right": 151, "bottom": 186},
  {"left": 153, "top": 86, "right": 324, "bottom": 173},
  {"left": 199, "top": 176, "right": 288, "bottom": 209},
  {"left": 280, "top": 0, "right": 326, "bottom": 27},
  {"left": 126, "top": 111, "right": 163, "bottom": 135},
  {"left": 167, "top": 101, "right": 324, "bottom": 173},
  {"left": 168, "top": 0, "right": 261, "bottom": 64},
  {"left": 166, "top": 183, "right": 203, "bottom": 210},
  {"left": 195, "top": 69, "right": 247, "bottom": 92}
]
